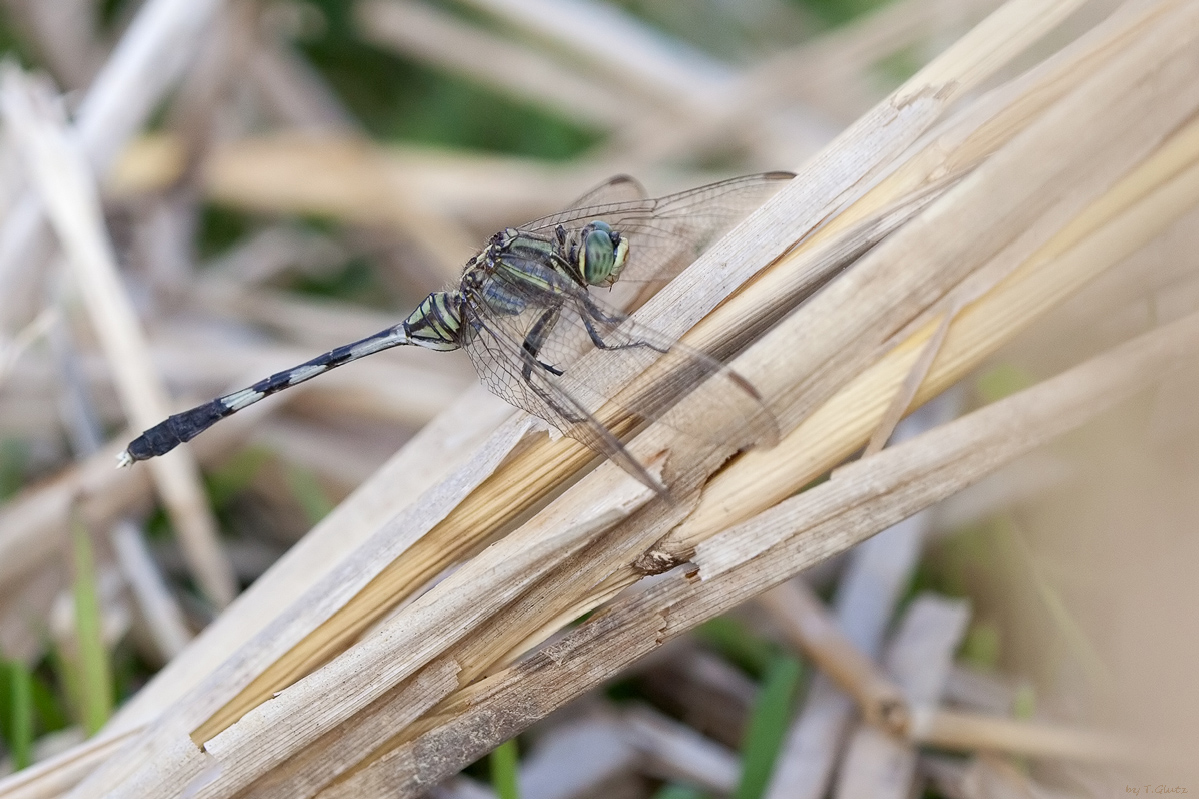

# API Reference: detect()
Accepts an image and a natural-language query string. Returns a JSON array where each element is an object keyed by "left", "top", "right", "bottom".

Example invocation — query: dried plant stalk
[
  {"left": 0, "top": 67, "right": 237, "bottom": 608},
  {"left": 758, "top": 582, "right": 908, "bottom": 733}
]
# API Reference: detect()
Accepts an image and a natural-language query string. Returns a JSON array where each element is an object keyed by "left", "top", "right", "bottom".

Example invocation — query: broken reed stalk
[
  {"left": 0, "top": 68, "right": 237, "bottom": 608},
  {"left": 326, "top": 308, "right": 1199, "bottom": 798}
]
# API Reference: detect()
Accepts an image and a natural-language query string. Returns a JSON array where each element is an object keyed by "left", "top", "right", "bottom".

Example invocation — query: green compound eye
[{"left": 580, "top": 221, "right": 627, "bottom": 286}]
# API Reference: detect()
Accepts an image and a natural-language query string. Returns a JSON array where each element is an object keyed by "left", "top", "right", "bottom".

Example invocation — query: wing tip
[{"left": 115, "top": 449, "right": 134, "bottom": 469}]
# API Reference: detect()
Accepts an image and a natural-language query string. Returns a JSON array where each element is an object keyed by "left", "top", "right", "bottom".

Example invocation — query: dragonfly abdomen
[{"left": 119, "top": 323, "right": 412, "bottom": 465}]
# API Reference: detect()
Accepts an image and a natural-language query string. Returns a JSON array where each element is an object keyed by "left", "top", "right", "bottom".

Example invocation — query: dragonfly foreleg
[{"left": 521, "top": 306, "right": 565, "bottom": 381}]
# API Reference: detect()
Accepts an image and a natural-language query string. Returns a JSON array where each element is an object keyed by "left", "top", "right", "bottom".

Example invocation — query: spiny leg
[{"left": 580, "top": 298, "right": 668, "bottom": 354}]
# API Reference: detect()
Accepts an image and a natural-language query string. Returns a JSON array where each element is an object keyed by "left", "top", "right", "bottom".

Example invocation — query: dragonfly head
[{"left": 578, "top": 221, "right": 629, "bottom": 287}]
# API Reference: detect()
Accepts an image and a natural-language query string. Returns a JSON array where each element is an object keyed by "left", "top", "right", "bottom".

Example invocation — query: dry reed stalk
[
  {"left": 109, "top": 519, "right": 193, "bottom": 662},
  {"left": 48, "top": 5, "right": 1109, "bottom": 797},
  {"left": 834, "top": 594, "right": 970, "bottom": 799},
  {"left": 667, "top": 50, "right": 1199, "bottom": 552},
  {"left": 459, "top": 0, "right": 734, "bottom": 113},
  {"left": 0, "top": 68, "right": 237, "bottom": 608},
  {"left": 757, "top": 581, "right": 909, "bottom": 733},
  {"left": 354, "top": 0, "right": 636, "bottom": 129},
  {"left": 766, "top": 409, "right": 942, "bottom": 799},
  {"left": 0, "top": 0, "right": 224, "bottom": 331},
  {"left": 319, "top": 308, "right": 1199, "bottom": 798},
  {"left": 107, "top": 133, "right": 590, "bottom": 229},
  {"left": 609, "top": 0, "right": 998, "bottom": 164},
  {"left": 910, "top": 707, "right": 1150, "bottom": 763},
  {"left": 361, "top": 0, "right": 1144, "bottom": 623},
  {"left": 389, "top": 2, "right": 1199, "bottom": 718}
]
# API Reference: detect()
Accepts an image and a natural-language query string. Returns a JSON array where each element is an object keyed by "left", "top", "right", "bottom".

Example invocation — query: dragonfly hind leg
[{"left": 521, "top": 306, "right": 565, "bottom": 381}]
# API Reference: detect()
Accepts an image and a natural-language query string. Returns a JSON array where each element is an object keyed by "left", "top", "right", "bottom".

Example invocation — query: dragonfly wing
[
  {"left": 564, "top": 175, "right": 648, "bottom": 211},
  {"left": 461, "top": 282, "right": 777, "bottom": 490},
  {"left": 461, "top": 290, "right": 667, "bottom": 493},
  {"left": 602, "top": 171, "right": 793, "bottom": 285},
  {"left": 523, "top": 172, "right": 792, "bottom": 288},
  {"left": 561, "top": 290, "right": 780, "bottom": 450},
  {"left": 519, "top": 177, "right": 651, "bottom": 233}
]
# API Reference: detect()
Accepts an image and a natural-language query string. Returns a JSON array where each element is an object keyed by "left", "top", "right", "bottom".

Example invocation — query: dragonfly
[{"left": 119, "top": 171, "right": 793, "bottom": 493}]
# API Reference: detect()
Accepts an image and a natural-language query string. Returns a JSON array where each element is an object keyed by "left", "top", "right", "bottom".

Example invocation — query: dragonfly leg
[
  {"left": 521, "top": 306, "right": 564, "bottom": 381},
  {"left": 581, "top": 300, "right": 668, "bottom": 354}
]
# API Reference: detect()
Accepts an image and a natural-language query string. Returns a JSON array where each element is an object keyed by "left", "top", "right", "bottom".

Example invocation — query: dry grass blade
[
  {"left": 0, "top": 67, "right": 237, "bottom": 608},
  {"left": 355, "top": 0, "right": 635, "bottom": 129}
]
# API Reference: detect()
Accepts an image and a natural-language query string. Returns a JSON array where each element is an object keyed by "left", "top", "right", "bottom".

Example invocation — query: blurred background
[{"left": 0, "top": 0, "right": 1195, "bottom": 796}]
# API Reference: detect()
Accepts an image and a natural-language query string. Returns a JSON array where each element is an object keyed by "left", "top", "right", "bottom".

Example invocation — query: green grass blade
[
  {"left": 71, "top": 523, "right": 112, "bottom": 735},
  {"left": 735, "top": 655, "right": 804, "bottom": 799},
  {"left": 490, "top": 738, "right": 520, "bottom": 799},
  {"left": 8, "top": 660, "right": 33, "bottom": 769},
  {"left": 28, "top": 666, "right": 68, "bottom": 733}
]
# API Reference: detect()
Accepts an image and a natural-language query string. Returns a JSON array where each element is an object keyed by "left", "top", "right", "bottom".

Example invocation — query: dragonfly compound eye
[{"left": 580, "top": 221, "right": 627, "bottom": 286}]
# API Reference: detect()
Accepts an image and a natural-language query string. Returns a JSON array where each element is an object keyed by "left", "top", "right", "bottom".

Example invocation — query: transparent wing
[
  {"left": 561, "top": 174, "right": 647, "bottom": 212},
  {"left": 462, "top": 289, "right": 665, "bottom": 492},
  {"left": 460, "top": 280, "right": 777, "bottom": 492},
  {"left": 521, "top": 171, "right": 793, "bottom": 286}
]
